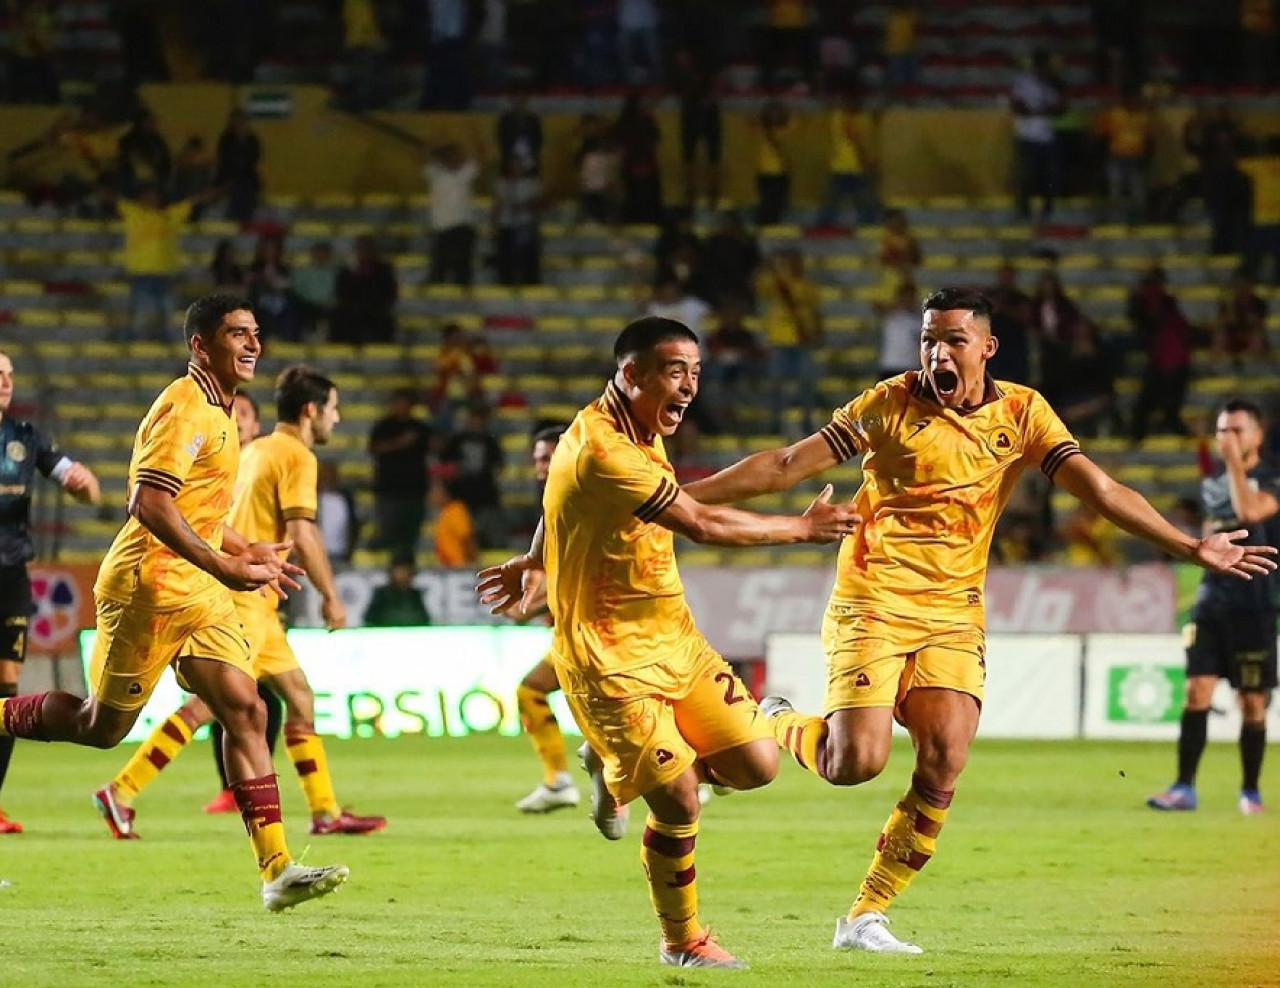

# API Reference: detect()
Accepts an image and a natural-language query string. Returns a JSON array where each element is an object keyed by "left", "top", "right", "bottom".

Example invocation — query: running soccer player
[
  {"left": 0, "top": 349, "right": 100, "bottom": 834},
  {"left": 1148, "top": 398, "right": 1278, "bottom": 815},
  {"left": 0, "top": 295, "right": 348, "bottom": 909},
  {"left": 478, "top": 317, "right": 860, "bottom": 969},
  {"left": 682, "top": 287, "right": 1276, "bottom": 954},
  {"left": 94, "top": 365, "right": 385, "bottom": 838}
]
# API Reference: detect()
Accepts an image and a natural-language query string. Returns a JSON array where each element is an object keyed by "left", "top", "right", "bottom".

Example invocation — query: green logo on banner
[{"left": 1108, "top": 665, "right": 1186, "bottom": 723}]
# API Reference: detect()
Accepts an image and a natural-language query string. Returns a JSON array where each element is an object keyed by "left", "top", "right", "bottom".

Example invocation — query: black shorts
[
  {"left": 0, "top": 564, "right": 31, "bottom": 664},
  {"left": 1186, "top": 610, "right": 1278, "bottom": 692}
]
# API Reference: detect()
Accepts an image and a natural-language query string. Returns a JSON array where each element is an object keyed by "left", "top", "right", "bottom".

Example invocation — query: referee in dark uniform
[
  {"left": 0, "top": 351, "right": 101, "bottom": 833},
  {"left": 1149, "top": 399, "right": 1278, "bottom": 815}
]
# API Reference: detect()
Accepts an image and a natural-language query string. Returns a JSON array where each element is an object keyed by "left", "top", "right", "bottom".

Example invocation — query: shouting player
[
  {"left": 478, "top": 317, "right": 860, "bottom": 969},
  {"left": 683, "top": 287, "right": 1276, "bottom": 953}
]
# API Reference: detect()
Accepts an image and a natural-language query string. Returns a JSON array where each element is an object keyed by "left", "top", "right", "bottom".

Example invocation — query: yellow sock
[
  {"left": 113, "top": 713, "right": 194, "bottom": 806},
  {"left": 517, "top": 684, "right": 568, "bottom": 786},
  {"left": 641, "top": 815, "right": 702, "bottom": 947},
  {"left": 773, "top": 709, "right": 829, "bottom": 781},
  {"left": 850, "top": 775, "right": 952, "bottom": 918},
  {"left": 231, "top": 774, "right": 291, "bottom": 880},
  {"left": 285, "top": 724, "right": 341, "bottom": 818}
]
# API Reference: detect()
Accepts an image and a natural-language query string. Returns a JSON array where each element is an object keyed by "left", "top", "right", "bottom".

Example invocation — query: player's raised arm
[
  {"left": 1053, "top": 454, "right": 1277, "bottom": 579},
  {"left": 683, "top": 431, "right": 842, "bottom": 505},
  {"left": 652, "top": 483, "right": 858, "bottom": 546}
]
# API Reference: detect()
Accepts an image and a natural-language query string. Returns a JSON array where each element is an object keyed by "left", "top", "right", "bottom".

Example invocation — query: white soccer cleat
[
  {"left": 516, "top": 780, "right": 581, "bottom": 814},
  {"left": 262, "top": 861, "right": 350, "bottom": 912},
  {"left": 833, "top": 912, "right": 924, "bottom": 954},
  {"left": 759, "top": 695, "right": 795, "bottom": 720},
  {"left": 660, "top": 928, "right": 748, "bottom": 969},
  {"left": 577, "top": 741, "right": 628, "bottom": 841}
]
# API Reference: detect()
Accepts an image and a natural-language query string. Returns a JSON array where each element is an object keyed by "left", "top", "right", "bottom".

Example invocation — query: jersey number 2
[{"left": 714, "top": 671, "right": 746, "bottom": 706}]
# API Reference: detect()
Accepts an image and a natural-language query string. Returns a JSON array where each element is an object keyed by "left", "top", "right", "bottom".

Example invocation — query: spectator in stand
[
  {"left": 618, "top": 0, "right": 661, "bottom": 86},
  {"left": 1039, "top": 320, "right": 1118, "bottom": 438},
  {"left": 10, "top": 107, "right": 119, "bottom": 217},
  {"left": 439, "top": 403, "right": 505, "bottom": 550},
  {"left": 1241, "top": 142, "right": 1280, "bottom": 283},
  {"left": 1240, "top": 0, "right": 1278, "bottom": 86},
  {"left": 1178, "top": 105, "right": 1246, "bottom": 218},
  {"left": 883, "top": 2, "right": 921, "bottom": 94},
  {"left": 429, "top": 476, "right": 478, "bottom": 569},
  {"left": 422, "top": 0, "right": 473, "bottom": 109},
  {"left": 368, "top": 388, "right": 433, "bottom": 563},
  {"left": 116, "top": 110, "right": 171, "bottom": 198},
  {"left": 209, "top": 240, "right": 246, "bottom": 291},
  {"left": 426, "top": 142, "right": 479, "bottom": 286},
  {"left": 246, "top": 233, "right": 297, "bottom": 341},
  {"left": 653, "top": 213, "right": 703, "bottom": 293},
  {"left": 698, "top": 211, "right": 762, "bottom": 308},
  {"left": 363, "top": 560, "right": 432, "bottom": 627},
  {"left": 646, "top": 276, "right": 712, "bottom": 337},
  {"left": 1096, "top": 91, "right": 1153, "bottom": 223},
  {"left": 492, "top": 156, "right": 543, "bottom": 286},
  {"left": 291, "top": 241, "right": 340, "bottom": 338},
  {"left": 215, "top": 109, "right": 262, "bottom": 223},
  {"left": 496, "top": 92, "right": 542, "bottom": 177},
  {"left": 820, "top": 91, "right": 877, "bottom": 227},
  {"left": 760, "top": 0, "right": 815, "bottom": 90},
  {"left": 431, "top": 322, "right": 483, "bottom": 432},
  {"left": 333, "top": 235, "right": 398, "bottom": 344},
  {"left": 613, "top": 94, "right": 663, "bottom": 225},
  {"left": 1205, "top": 144, "right": 1254, "bottom": 257},
  {"left": 754, "top": 101, "right": 794, "bottom": 226},
  {"left": 673, "top": 49, "right": 722, "bottom": 208},
  {"left": 7, "top": 0, "right": 59, "bottom": 104},
  {"left": 338, "top": 0, "right": 390, "bottom": 111},
  {"left": 987, "top": 262, "right": 1033, "bottom": 385},
  {"left": 876, "top": 281, "right": 921, "bottom": 380},
  {"left": 1128, "top": 265, "right": 1194, "bottom": 442},
  {"left": 756, "top": 248, "right": 823, "bottom": 434},
  {"left": 702, "top": 295, "right": 765, "bottom": 428},
  {"left": 316, "top": 461, "right": 360, "bottom": 566},
  {"left": 171, "top": 135, "right": 214, "bottom": 216},
  {"left": 876, "top": 207, "right": 922, "bottom": 303},
  {"left": 1011, "top": 50, "right": 1064, "bottom": 221},
  {"left": 579, "top": 0, "right": 619, "bottom": 88},
  {"left": 474, "top": 0, "right": 508, "bottom": 92},
  {"left": 1058, "top": 502, "right": 1121, "bottom": 566},
  {"left": 575, "top": 113, "right": 619, "bottom": 225},
  {"left": 1214, "top": 272, "right": 1270, "bottom": 360}
]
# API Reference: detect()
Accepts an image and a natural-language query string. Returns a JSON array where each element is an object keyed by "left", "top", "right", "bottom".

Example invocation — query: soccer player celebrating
[
  {"left": 510, "top": 425, "right": 583, "bottom": 814},
  {"left": 1148, "top": 399, "right": 1278, "bottom": 815},
  {"left": 478, "top": 317, "right": 860, "bottom": 969},
  {"left": 0, "top": 349, "right": 100, "bottom": 834},
  {"left": 95, "top": 364, "right": 385, "bottom": 838},
  {"left": 681, "top": 288, "right": 1277, "bottom": 954},
  {"left": 0, "top": 296, "right": 348, "bottom": 909}
]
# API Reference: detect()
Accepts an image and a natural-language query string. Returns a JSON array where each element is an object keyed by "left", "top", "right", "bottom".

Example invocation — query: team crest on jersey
[
  {"left": 6, "top": 441, "right": 25, "bottom": 463},
  {"left": 185, "top": 433, "right": 205, "bottom": 458},
  {"left": 986, "top": 427, "right": 1016, "bottom": 457}
]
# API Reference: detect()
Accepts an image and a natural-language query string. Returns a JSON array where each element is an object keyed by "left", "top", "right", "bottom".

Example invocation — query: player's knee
[
  {"left": 220, "top": 693, "right": 267, "bottom": 738},
  {"left": 914, "top": 740, "right": 969, "bottom": 786},
  {"left": 824, "top": 745, "right": 888, "bottom": 786},
  {"left": 84, "top": 719, "right": 130, "bottom": 749}
]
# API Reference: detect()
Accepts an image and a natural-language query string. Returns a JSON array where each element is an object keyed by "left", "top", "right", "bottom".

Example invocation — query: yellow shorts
[
  {"left": 821, "top": 605, "right": 986, "bottom": 718},
  {"left": 89, "top": 592, "right": 253, "bottom": 712},
  {"left": 235, "top": 595, "right": 299, "bottom": 680},
  {"left": 557, "top": 644, "right": 771, "bottom": 806}
]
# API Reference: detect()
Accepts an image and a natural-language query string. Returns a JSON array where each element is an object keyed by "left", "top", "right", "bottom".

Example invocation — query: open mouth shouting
[
  {"left": 931, "top": 367, "right": 960, "bottom": 402},
  {"left": 660, "top": 400, "right": 689, "bottom": 430}
]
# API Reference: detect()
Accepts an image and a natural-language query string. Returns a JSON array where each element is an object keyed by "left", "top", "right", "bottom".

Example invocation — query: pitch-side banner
[
  {"left": 306, "top": 564, "right": 1177, "bottom": 657},
  {"left": 79, "top": 626, "right": 571, "bottom": 744},
  {"left": 765, "top": 633, "right": 1082, "bottom": 739}
]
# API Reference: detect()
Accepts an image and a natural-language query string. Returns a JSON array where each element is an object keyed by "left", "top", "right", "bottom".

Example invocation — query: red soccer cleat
[
  {"left": 309, "top": 809, "right": 387, "bottom": 836},
  {"left": 203, "top": 788, "right": 238, "bottom": 814},
  {"left": 92, "top": 785, "right": 139, "bottom": 840},
  {"left": 0, "top": 806, "right": 23, "bottom": 834}
]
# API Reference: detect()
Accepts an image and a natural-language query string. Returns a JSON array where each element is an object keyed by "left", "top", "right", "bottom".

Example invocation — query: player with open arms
[
  {"left": 94, "top": 365, "right": 385, "bottom": 839},
  {"left": 478, "top": 317, "right": 861, "bottom": 970},
  {"left": 1147, "top": 398, "right": 1279, "bottom": 815},
  {"left": 0, "top": 349, "right": 100, "bottom": 834},
  {"left": 681, "top": 288, "right": 1277, "bottom": 954},
  {"left": 0, "top": 296, "right": 349, "bottom": 910}
]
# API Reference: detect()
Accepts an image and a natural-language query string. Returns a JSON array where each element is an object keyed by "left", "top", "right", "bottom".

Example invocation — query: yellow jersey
[
  {"left": 95, "top": 365, "right": 239, "bottom": 611},
  {"left": 544, "top": 382, "right": 693, "bottom": 678},
  {"left": 1240, "top": 156, "right": 1280, "bottom": 224},
  {"left": 434, "top": 498, "right": 474, "bottom": 567},
  {"left": 227, "top": 428, "right": 318, "bottom": 609},
  {"left": 118, "top": 199, "right": 192, "bottom": 276},
  {"left": 829, "top": 109, "right": 868, "bottom": 175},
  {"left": 819, "top": 372, "right": 1079, "bottom": 622}
]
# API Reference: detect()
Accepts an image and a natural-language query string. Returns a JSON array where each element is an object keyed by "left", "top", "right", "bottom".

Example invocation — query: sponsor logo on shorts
[
  {"left": 854, "top": 672, "right": 872, "bottom": 688},
  {"left": 655, "top": 748, "right": 675, "bottom": 766},
  {"left": 127, "top": 682, "right": 143, "bottom": 696}
]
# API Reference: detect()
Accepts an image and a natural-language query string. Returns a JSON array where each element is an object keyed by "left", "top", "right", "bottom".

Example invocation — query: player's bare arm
[
  {"left": 1053, "top": 454, "right": 1277, "bottom": 579},
  {"left": 653, "top": 483, "right": 858, "bottom": 546},
  {"left": 683, "top": 431, "right": 841, "bottom": 504},
  {"left": 286, "top": 517, "right": 346, "bottom": 629}
]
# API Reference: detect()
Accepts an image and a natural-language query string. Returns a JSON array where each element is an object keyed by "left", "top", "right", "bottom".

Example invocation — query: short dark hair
[
  {"left": 276, "top": 365, "right": 336, "bottom": 423},
  {"left": 922, "top": 287, "right": 993, "bottom": 321},
  {"left": 184, "top": 294, "right": 253, "bottom": 340},
  {"left": 234, "top": 390, "right": 259, "bottom": 419},
  {"left": 532, "top": 425, "right": 564, "bottom": 446},
  {"left": 1220, "top": 398, "right": 1264, "bottom": 423},
  {"left": 613, "top": 316, "right": 699, "bottom": 364}
]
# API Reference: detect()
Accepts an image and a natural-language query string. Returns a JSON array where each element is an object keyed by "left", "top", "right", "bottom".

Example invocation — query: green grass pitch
[{"left": 0, "top": 735, "right": 1276, "bottom": 987}]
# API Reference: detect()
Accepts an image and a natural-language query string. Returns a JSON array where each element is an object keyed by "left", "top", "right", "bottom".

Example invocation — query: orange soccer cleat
[
  {"left": 659, "top": 928, "right": 748, "bottom": 970},
  {"left": 203, "top": 788, "right": 238, "bottom": 814},
  {"left": 309, "top": 809, "right": 387, "bottom": 836},
  {"left": 0, "top": 807, "right": 23, "bottom": 834}
]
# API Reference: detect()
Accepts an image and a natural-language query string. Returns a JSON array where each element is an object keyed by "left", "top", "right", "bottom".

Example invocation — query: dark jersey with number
[
  {"left": 1193, "top": 462, "right": 1280, "bottom": 616},
  {"left": 0, "top": 416, "right": 68, "bottom": 566}
]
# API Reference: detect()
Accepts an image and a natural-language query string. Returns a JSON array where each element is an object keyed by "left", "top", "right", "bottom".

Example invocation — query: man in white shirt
[
  {"left": 1010, "top": 50, "right": 1063, "bottom": 221},
  {"left": 877, "top": 282, "right": 921, "bottom": 380},
  {"left": 425, "top": 143, "right": 479, "bottom": 286}
]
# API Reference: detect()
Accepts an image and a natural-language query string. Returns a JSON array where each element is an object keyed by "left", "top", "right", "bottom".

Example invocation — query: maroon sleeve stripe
[
  {"left": 820, "top": 423, "right": 857, "bottom": 462},
  {"left": 1041, "top": 441, "right": 1082, "bottom": 480},
  {"left": 635, "top": 478, "right": 679, "bottom": 522},
  {"left": 135, "top": 469, "right": 182, "bottom": 495},
  {"left": 281, "top": 508, "right": 317, "bottom": 522}
]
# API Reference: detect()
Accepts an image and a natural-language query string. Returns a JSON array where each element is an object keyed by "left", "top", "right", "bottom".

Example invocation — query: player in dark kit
[
  {"left": 1148, "top": 399, "right": 1279, "bottom": 815},
  {"left": 0, "top": 350, "right": 101, "bottom": 832}
]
